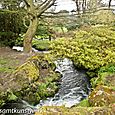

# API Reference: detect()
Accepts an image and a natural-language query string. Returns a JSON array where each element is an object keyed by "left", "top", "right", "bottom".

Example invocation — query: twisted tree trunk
[
  {"left": 23, "top": 16, "right": 38, "bottom": 53},
  {"left": 23, "top": 0, "right": 56, "bottom": 53}
]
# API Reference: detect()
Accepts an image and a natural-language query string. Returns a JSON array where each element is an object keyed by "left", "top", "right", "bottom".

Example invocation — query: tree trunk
[
  {"left": 109, "top": 0, "right": 112, "bottom": 8},
  {"left": 23, "top": 16, "right": 38, "bottom": 53},
  {"left": 75, "top": 0, "right": 80, "bottom": 14}
]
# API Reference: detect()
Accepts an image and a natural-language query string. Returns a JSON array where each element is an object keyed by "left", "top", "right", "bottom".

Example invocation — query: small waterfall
[{"left": 36, "top": 58, "right": 90, "bottom": 108}]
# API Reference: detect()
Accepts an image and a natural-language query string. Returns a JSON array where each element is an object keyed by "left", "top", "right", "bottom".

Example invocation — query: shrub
[
  {"left": 90, "top": 65, "right": 115, "bottom": 88},
  {"left": 50, "top": 26, "right": 115, "bottom": 70},
  {"left": 15, "top": 34, "right": 24, "bottom": 46},
  {"left": 0, "top": 10, "right": 23, "bottom": 47},
  {"left": 32, "top": 39, "right": 51, "bottom": 51}
]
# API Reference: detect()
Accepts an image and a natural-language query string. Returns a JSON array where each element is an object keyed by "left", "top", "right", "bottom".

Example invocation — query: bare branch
[
  {"left": 23, "top": 0, "right": 30, "bottom": 7},
  {"left": 37, "top": 0, "right": 56, "bottom": 16},
  {"left": 40, "top": 0, "right": 47, "bottom": 7}
]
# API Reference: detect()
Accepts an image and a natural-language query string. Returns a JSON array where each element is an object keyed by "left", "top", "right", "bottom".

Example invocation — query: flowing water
[
  {"left": 36, "top": 58, "right": 90, "bottom": 108},
  {"left": 1, "top": 58, "right": 90, "bottom": 114}
]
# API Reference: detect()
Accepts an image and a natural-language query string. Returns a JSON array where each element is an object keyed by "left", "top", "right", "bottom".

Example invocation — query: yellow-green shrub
[{"left": 50, "top": 26, "right": 115, "bottom": 70}]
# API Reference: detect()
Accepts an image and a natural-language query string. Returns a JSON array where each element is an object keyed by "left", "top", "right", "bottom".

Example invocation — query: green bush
[
  {"left": 0, "top": 10, "right": 23, "bottom": 47},
  {"left": 32, "top": 39, "right": 51, "bottom": 51},
  {"left": 90, "top": 65, "right": 115, "bottom": 88},
  {"left": 50, "top": 26, "right": 115, "bottom": 70},
  {"left": 15, "top": 34, "right": 24, "bottom": 46},
  {"left": 98, "top": 65, "right": 115, "bottom": 74}
]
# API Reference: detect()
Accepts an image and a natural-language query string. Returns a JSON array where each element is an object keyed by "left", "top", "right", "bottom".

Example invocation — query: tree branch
[
  {"left": 23, "top": 0, "right": 30, "bottom": 7},
  {"left": 37, "top": 0, "right": 56, "bottom": 16}
]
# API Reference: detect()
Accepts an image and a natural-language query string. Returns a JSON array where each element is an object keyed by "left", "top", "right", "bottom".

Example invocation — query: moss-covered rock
[
  {"left": 89, "top": 85, "right": 115, "bottom": 107},
  {"left": 13, "top": 54, "right": 60, "bottom": 105},
  {"left": 0, "top": 54, "right": 60, "bottom": 106}
]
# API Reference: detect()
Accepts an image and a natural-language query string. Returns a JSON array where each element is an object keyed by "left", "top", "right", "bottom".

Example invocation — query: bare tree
[
  {"left": 73, "top": 0, "right": 88, "bottom": 14},
  {"left": 109, "top": 0, "right": 112, "bottom": 8}
]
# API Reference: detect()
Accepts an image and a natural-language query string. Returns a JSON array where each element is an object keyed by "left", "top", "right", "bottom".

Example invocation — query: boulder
[{"left": 89, "top": 85, "right": 115, "bottom": 107}]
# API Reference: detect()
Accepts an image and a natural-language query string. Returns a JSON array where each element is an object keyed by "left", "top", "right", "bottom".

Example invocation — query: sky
[
  {"left": 54, "top": 0, "right": 115, "bottom": 12},
  {"left": 55, "top": 0, "right": 76, "bottom": 12}
]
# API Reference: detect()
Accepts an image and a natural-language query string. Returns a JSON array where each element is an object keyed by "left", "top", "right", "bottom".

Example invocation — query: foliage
[
  {"left": 0, "top": 10, "right": 23, "bottom": 47},
  {"left": 15, "top": 34, "right": 24, "bottom": 46},
  {"left": 65, "top": 23, "right": 78, "bottom": 31},
  {"left": 15, "top": 34, "right": 51, "bottom": 51},
  {"left": 98, "top": 64, "right": 115, "bottom": 74},
  {"left": 7, "top": 91, "right": 18, "bottom": 101},
  {"left": 32, "top": 39, "right": 51, "bottom": 51},
  {"left": 36, "top": 21, "right": 49, "bottom": 37},
  {"left": 38, "top": 82, "right": 58, "bottom": 98},
  {"left": 92, "top": 10, "right": 115, "bottom": 25},
  {"left": 35, "top": 106, "right": 114, "bottom": 115},
  {"left": 50, "top": 26, "right": 115, "bottom": 70},
  {"left": 90, "top": 65, "right": 115, "bottom": 88},
  {"left": 0, "top": 0, "right": 23, "bottom": 11}
]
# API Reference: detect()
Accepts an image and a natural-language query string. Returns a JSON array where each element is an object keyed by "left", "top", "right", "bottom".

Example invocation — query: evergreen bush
[
  {"left": 50, "top": 26, "right": 115, "bottom": 70},
  {"left": 0, "top": 10, "right": 22, "bottom": 47}
]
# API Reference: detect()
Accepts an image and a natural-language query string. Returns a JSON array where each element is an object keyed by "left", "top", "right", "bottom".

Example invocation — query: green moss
[
  {"left": 37, "top": 82, "right": 58, "bottom": 98},
  {"left": 15, "top": 61, "right": 39, "bottom": 80},
  {"left": 90, "top": 65, "right": 115, "bottom": 88},
  {"left": 8, "top": 54, "right": 61, "bottom": 105},
  {"left": 0, "top": 54, "right": 60, "bottom": 106},
  {"left": 77, "top": 99, "right": 90, "bottom": 107},
  {"left": 7, "top": 91, "right": 18, "bottom": 101},
  {"left": 0, "top": 91, "right": 18, "bottom": 107},
  {"left": 0, "top": 99, "right": 5, "bottom": 108}
]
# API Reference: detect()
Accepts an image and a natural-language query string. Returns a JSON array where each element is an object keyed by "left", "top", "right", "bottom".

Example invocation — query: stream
[
  {"left": 36, "top": 58, "right": 90, "bottom": 108},
  {"left": 1, "top": 58, "right": 90, "bottom": 115}
]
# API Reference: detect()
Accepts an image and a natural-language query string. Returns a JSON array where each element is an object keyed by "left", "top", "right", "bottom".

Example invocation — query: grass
[{"left": 0, "top": 57, "right": 19, "bottom": 73}]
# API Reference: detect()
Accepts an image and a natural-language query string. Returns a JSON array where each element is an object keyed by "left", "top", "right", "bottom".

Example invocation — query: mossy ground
[
  {"left": 0, "top": 52, "right": 61, "bottom": 106},
  {"left": 0, "top": 47, "right": 34, "bottom": 107}
]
